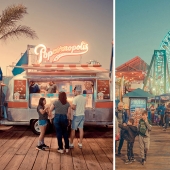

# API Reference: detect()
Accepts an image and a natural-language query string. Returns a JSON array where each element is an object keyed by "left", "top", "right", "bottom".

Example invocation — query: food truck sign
[{"left": 34, "top": 41, "right": 88, "bottom": 64}]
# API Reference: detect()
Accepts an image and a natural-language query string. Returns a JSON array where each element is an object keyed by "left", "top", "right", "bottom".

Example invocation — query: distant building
[{"left": 115, "top": 56, "right": 149, "bottom": 100}]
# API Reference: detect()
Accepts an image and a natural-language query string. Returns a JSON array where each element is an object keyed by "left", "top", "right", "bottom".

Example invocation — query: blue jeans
[
  {"left": 53, "top": 114, "right": 69, "bottom": 149},
  {"left": 71, "top": 115, "right": 85, "bottom": 130}
]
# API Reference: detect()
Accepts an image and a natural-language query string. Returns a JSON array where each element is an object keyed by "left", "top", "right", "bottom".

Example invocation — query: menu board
[
  {"left": 97, "top": 80, "right": 110, "bottom": 99},
  {"left": 13, "top": 80, "right": 26, "bottom": 100},
  {"left": 130, "top": 98, "right": 147, "bottom": 126}
]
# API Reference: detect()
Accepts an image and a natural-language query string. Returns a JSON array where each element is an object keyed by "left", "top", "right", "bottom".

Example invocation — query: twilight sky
[
  {"left": 0, "top": 0, "right": 113, "bottom": 75},
  {"left": 116, "top": 0, "right": 170, "bottom": 67}
]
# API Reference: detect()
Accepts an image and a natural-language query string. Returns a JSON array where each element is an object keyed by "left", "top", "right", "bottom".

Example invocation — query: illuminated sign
[{"left": 34, "top": 41, "right": 88, "bottom": 64}]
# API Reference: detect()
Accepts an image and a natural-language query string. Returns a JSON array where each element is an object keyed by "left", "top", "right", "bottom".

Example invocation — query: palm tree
[{"left": 0, "top": 4, "right": 38, "bottom": 41}]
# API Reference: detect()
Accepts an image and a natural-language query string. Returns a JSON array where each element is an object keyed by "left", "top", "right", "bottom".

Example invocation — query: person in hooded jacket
[{"left": 119, "top": 118, "right": 138, "bottom": 164}]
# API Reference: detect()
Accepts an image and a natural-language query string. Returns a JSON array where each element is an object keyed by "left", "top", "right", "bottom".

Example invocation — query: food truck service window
[
  {"left": 97, "top": 80, "right": 110, "bottom": 100},
  {"left": 13, "top": 80, "right": 26, "bottom": 100}
]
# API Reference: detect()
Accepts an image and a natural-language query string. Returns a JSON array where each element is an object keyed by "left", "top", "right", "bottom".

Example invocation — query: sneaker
[
  {"left": 69, "top": 143, "right": 74, "bottom": 149},
  {"left": 141, "top": 158, "right": 145, "bottom": 165},
  {"left": 78, "top": 143, "right": 82, "bottom": 148},
  {"left": 116, "top": 151, "right": 121, "bottom": 156},
  {"left": 125, "top": 160, "right": 132, "bottom": 164},
  {"left": 131, "top": 157, "right": 136, "bottom": 162},
  {"left": 118, "top": 150, "right": 121, "bottom": 154},
  {"left": 65, "top": 149, "right": 69, "bottom": 153},
  {"left": 57, "top": 148, "right": 64, "bottom": 154},
  {"left": 36, "top": 145, "right": 45, "bottom": 151},
  {"left": 42, "top": 144, "right": 50, "bottom": 149}
]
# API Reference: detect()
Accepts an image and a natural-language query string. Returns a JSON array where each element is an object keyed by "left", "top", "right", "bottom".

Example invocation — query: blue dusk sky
[
  {"left": 0, "top": 0, "right": 113, "bottom": 75},
  {"left": 115, "top": 0, "right": 170, "bottom": 67}
]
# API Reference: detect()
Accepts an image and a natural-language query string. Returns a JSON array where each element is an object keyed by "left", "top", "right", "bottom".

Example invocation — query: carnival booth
[
  {"left": 123, "top": 88, "right": 154, "bottom": 126},
  {"left": 1, "top": 42, "right": 113, "bottom": 134}
]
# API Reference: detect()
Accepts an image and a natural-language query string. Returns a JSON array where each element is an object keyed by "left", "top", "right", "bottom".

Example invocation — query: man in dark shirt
[
  {"left": 115, "top": 102, "right": 128, "bottom": 156},
  {"left": 29, "top": 81, "right": 40, "bottom": 93}
]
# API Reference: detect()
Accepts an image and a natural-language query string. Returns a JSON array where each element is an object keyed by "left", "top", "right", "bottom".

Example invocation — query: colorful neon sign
[{"left": 34, "top": 41, "right": 88, "bottom": 64}]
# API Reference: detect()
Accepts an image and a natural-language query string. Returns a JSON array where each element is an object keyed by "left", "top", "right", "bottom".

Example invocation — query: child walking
[
  {"left": 118, "top": 118, "right": 138, "bottom": 164},
  {"left": 138, "top": 110, "right": 152, "bottom": 165}
]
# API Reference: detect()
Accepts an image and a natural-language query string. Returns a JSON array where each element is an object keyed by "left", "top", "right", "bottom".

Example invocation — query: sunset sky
[{"left": 0, "top": 0, "right": 113, "bottom": 75}]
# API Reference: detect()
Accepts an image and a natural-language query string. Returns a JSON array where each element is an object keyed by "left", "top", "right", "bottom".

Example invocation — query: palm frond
[
  {"left": 0, "top": 4, "right": 27, "bottom": 34},
  {"left": 0, "top": 25, "right": 38, "bottom": 41}
]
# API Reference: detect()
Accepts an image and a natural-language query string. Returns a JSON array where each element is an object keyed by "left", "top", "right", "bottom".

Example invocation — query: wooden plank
[
  {"left": 57, "top": 136, "right": 74, "bottom": 170},
  {"left": 16, "top": 132, "right": 36, "bottom": 155},
  {"left": 116, "top": 126, "right": 170, "bottom": 170},
  {"left": 94, "top": 138, "right": 113, "bottom": 163},
  {"left": 61, "top": 151, "right": 74, "bottom": 170},
  {"left": 0, "top": 131, "right": 25, "bottom": 158},
  {"left": 94, "top": 138, "right": 113, "bottom": 148},
  {"left": 18, "top": 136, "right": 39, "bottom": 170},
  {"left": 32, "top": 134, "right": 52, "bottom": 170},
  {"left": 71, "top": 138, "right": 88, "bottom": 170},
  {"left": 4, "top": 155, "right": 25, "bottom": 170},
  {"left": 0, "top": 131, "right": 17, "bottom": 147},
  {"left": 86, "top": 138, "right": 113, "bottom": 170},
  {"left": 0, "top": 125, "right": 13, "bottom": 131},
  {"left": 0, "top": 125, "right": 113, "bottom": 170},
  {"left": 4, "top": 132, "right": 36, "bottom": 170},
  {"left": 81, "top": 138, "right": 102, "bottom": 170},
  {"left": 46, "top": 134, "right": 61, "bottom": 170},
  {"left": 0, "top": 130, "right": 29, "bottom": 169}
]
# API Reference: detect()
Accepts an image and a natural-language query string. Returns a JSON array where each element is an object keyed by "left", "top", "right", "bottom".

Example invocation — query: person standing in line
[
  {"left": 69, "top": 85, "right": 86, "bottom": 149},
  {"left": 138, "top": 110, "right": 152, "bottom": 165},
  {"left": 36, "top": 97, "right": 50, "bottom": 150},
  {"left": 50, "top": 92, "right": 71, "bottom": 153},
  {"left": 115, "top": 102, "right": 128, "bottom": 156}
]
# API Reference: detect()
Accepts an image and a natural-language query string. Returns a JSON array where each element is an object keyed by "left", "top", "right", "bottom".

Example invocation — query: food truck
[{"left": 0, "top": 42, "right": 113, "bottom": 134}]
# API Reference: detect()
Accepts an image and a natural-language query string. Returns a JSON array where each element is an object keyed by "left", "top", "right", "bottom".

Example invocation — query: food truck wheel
[
  {"left": 31, "top": 119, "right": 40, "bottom": 135},
  {"left": 31, "top": 119, "right": 51, "bottom": 135}
]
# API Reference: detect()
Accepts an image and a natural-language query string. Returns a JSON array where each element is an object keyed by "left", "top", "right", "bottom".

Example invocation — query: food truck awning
[{"left": 10, "top": 64, "right": 110, "bottom": 73}]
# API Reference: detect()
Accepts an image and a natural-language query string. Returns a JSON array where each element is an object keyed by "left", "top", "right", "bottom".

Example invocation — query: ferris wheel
[
  {"left": 143, "top": 32, "right": 170, "bottom": 95},
  {"left": 160, "top": 31, "right": 170, "bottom": 64}
]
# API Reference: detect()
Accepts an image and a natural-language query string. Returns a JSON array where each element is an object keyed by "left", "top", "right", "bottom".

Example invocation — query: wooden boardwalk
[
  {"left": 0, "top": 125, "right": 113, "bottom": 170},
  {"left": 115, "top": 126, "right": 170, "bottom": 170}
]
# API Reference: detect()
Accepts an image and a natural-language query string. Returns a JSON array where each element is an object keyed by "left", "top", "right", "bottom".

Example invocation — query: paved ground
[
  {"left": 0, "top": 125, "right": 113, "bottom": 170},
  {"left": 115, "top": 126, "right": 170, "bottom": 170}
]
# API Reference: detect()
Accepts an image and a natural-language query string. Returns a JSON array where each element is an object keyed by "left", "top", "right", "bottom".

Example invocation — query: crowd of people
[
  {"left": 149, "top": 103, "right": 170, "bottom": 131},
  {"left": 36, "top": 85, "right": 86, "bottom": 153},
  {"left": 115, "top": 102, "right": 152, "bottom": 165}
]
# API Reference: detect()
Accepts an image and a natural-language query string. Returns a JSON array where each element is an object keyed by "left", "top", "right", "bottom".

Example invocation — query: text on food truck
[{"left": 34, "top": 41, "right": 89, "bottom": 64}]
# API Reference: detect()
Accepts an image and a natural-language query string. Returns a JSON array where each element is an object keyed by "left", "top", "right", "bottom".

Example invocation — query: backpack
[{"left": 139, "top": 119, "right": 147, "bottom": 136}]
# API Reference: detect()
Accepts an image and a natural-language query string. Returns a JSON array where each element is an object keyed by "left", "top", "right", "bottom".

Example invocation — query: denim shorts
[
  {"left": 71, "top": 115, "right": 85, "bottom": 130},
  {"left": 38, "top": 119, "right": 48, "bottom": 126}
]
